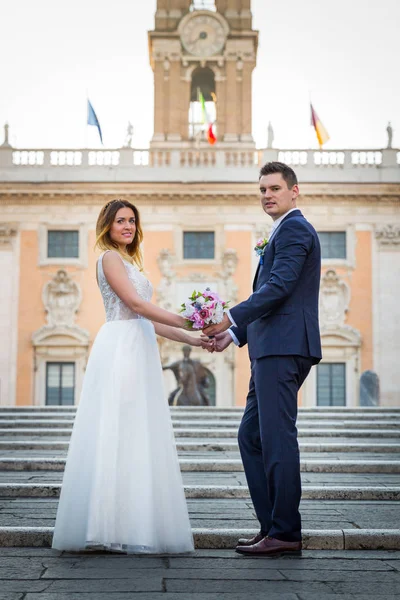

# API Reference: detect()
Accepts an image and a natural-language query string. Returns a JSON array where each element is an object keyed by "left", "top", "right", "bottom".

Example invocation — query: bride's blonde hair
[{"left": 95, "top": 199, "right": 144, "bottom": 269}]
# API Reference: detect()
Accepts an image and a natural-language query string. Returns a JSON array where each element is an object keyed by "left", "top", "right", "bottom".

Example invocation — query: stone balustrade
[{"left": 0, "top": 145, "right": 399, "bottom": 183}]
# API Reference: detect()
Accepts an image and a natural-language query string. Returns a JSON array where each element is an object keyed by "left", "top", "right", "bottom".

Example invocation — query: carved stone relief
[
  {"left": 43, "top": 270, "right": 81, "bottom": 328},
  {"left": 156, "top": 249, "right": 176, "bottom": 312},
  {"left": 32, "top": 269, "right": 89, "bottom": 349},
  {"left": 0, "top": 223, "right": 17, "bottom": 248},
  {"left": 319, "top": 268, "right": 361, "bottom": 349},
  {"left": 375, "top": 224, "right": 400, "bottom": 248},
  {"left": 319, "top": 269, "right": 350, "bottom": 328},
  {"left": 219, "top": 248, "right": 238, "bottom": 304}
]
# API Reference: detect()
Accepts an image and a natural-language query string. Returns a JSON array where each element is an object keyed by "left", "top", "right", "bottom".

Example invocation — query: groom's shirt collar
[{"left": 270, "top": 208, "right": 300, "bottom": 236}]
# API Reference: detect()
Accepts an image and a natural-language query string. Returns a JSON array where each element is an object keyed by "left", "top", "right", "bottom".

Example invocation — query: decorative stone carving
[
  {"left": 219, "top": 248, "right": 238, "bottom": 303},
  {"left": 319, "top": 269, "right": 350, "bottom": 328},
  {"left": 319, "top": 268, "right": 361, "bottom": 350},
  {"left": 0, "top": 223, "right": 17, "bottom": 247},
  {"left": 156, "top": 249, "right": 176, "bottom": 311},
  {"left": 375, "top": 224, "right": 400, "bottom": 247},
  {"left": 43, "top": 270, "right": 81, "bottom": 327}
]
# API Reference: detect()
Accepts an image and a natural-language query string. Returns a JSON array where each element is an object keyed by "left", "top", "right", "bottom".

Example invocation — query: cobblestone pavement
[{"left": 0, "top": 547, "right": 400, "bottom": 599}]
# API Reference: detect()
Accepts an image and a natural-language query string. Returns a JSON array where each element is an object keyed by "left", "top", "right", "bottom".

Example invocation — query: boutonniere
[{"left": 254, "top": 238, "right": 269, "bottom": 265}]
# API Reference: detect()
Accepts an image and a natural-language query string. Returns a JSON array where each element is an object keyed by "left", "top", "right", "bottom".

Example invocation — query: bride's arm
[
  {"left": 102, "top": 251, "right": 186, "bottom": 328},
  {"left": 153, "top": 323, "right": 202, "bottom": 347}
]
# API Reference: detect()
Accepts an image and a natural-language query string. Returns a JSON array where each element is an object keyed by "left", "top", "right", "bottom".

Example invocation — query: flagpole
[
  {"left": 308, "top": 89, "right": 313, "bottom": 150},
  {"left": 85, "top": 90, "right": 88, "bottom": 149}
]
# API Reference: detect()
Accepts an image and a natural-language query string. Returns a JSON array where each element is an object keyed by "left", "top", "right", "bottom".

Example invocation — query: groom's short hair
[{"left": 259, "top": 162, "right": 298, "bottom": 189}]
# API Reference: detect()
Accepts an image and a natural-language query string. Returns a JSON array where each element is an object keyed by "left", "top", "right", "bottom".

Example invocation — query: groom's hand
[
  {"left": 213, "top": 331, "right": 233, "bottom": 352},
  {"left": 202, "top": 313, "right": 231, "bottom": 337}
]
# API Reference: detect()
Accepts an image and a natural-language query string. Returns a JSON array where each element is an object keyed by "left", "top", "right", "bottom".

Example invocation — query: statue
[
  {"left": 267, "top": 121, "right": 274, "bottom": 149},
  {"left": 1, "top": 123, "right": 11, "bottom": 147},
  {"left": 163, "top": 345, "right": 211, "bottom": 406},
  {"left": 360, "top": 370, "right": 380, "bottom": 406},
  {"left": 386, "top": 121, "right": 393, "bottom": 149},
  {"left": 123, "top": 122, "right": 134, "bottom": 148}
]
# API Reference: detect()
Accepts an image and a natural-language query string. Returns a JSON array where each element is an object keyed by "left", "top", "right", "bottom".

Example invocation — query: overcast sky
[{"left": 0, "top": 0, "right": 399, "bottom": 150}]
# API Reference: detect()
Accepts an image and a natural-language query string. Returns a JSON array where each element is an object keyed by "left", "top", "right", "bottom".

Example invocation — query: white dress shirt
[{"left": 226, "top": 208, "right": 300, "bottom": 346}]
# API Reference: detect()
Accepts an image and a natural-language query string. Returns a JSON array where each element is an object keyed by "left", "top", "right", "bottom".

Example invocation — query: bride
[{"left": 52, "top": 199, "right": 207, "bottom": 554}]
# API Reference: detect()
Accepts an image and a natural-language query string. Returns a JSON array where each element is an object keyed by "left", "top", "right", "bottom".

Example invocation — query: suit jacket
[{"left": 230, "top": 209, "right": 322, "bottom": 364}]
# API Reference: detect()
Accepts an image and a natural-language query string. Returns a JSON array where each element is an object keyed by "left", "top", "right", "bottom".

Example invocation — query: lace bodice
[{"left": 97, "top": 251, "right": 153, "bottom": 322}]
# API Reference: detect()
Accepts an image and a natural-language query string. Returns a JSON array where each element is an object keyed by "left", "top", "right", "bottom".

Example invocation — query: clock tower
[{"left": 149, "top": 0, "right": 258, "bottom": 148}]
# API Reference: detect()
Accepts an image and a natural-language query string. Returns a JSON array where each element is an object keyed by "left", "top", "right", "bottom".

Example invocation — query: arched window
[
  {"left": 189, "top": 67, "right": 217, "bottom": 141},
  {"left": 190, "top": 0, "right": 216, "bottom": 11}
]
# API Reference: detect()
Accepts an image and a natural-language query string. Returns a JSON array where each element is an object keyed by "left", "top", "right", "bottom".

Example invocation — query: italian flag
[
  {"left": 310, "top": 103, "right": 330, "bottom": 148},
  {"left": 198, "top": 89, "right": 217, "bottom": 145}
]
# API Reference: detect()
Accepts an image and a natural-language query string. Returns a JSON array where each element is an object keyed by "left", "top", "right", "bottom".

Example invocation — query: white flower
[
  {"left": 213, "top": 303, "right": 224, "bottom": 323},
  {"left": 182, "top": 304, "right": 195, "bottom": 318},
  {"left": 196, "top": 296, "right": 206, "bottom": 306}
]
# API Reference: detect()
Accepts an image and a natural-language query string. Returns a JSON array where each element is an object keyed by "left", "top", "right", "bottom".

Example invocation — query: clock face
[{"left": 181, "top": 14, "right": 226, "bottom": 57}]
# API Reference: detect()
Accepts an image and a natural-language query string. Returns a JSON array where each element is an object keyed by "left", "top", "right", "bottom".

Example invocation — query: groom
[{"left": 203, "top": 161, "right": 322, "bottom": 556}]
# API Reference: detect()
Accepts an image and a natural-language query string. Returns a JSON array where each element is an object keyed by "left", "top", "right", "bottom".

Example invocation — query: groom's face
[{"left": 259, "top": 174, "right": 299, "bottom": 221}]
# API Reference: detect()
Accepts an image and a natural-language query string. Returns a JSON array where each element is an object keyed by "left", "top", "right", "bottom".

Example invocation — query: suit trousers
[{"left": 238, "top": 355, "right": 313, "bottom": 542}]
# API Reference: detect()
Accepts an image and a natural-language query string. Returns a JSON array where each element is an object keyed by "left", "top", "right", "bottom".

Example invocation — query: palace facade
[{"left": 0, "top": 0, "right": 399, "bottom": 408}]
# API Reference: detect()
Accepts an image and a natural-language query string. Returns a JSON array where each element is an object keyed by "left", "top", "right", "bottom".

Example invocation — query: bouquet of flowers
[{"left": 180, "top": 288, "right": 229, "bottom": 330}]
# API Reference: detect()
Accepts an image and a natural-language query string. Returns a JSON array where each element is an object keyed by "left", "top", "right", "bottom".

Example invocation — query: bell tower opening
[
  {"left": 189, "top": 67, "right": 216, "bottom": 140},
  {"left": 190, "top": 0, "right": 216, "bottom": 10}
]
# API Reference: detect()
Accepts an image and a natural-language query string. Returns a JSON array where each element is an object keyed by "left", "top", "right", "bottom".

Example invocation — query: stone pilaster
[{"left": 0, "top": 224, "right": 19, "bottom": 406}]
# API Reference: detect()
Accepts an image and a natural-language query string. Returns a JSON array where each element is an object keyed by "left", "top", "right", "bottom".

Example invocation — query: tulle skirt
[{"left": 52, "top": 319, "right": 194, "bottom": 554}]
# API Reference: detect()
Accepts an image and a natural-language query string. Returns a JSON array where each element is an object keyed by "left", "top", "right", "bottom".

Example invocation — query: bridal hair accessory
[
  {"left": 180, "top": 288, "right": 229, "bottom": 330},
  {"left": 104, "top": 199, "right": 121, "bottom": 210},
  {"left": 254, "top": 237, "right": 269, "bottom": 265}
]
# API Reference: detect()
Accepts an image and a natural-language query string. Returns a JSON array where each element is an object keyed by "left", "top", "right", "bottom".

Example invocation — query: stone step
[
  {"left": 2, "top": 411, "right": 400, "bottom": 421},
  {"left": 1, "top": 483, "right": 399, "bottom": 500},
  {"left": 2, "top": 405, "right": 399, "bottom": 412},
  {"left": 1, "top": 457, "right": 399, "bottom": 474},
  {"left": 0, "top": 526, "right": 399, "bottom": 550},
  {"left": 0, "top": 419, "right": 398, "bottom": 430},
  {"left": 1, "top": 440, "right": 399, "bottom": 453},
  {"left": 1, "top": 427, "right": 399, "bottom": 438}
]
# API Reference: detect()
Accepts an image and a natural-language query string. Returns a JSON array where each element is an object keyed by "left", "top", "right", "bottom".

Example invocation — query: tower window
[
  {"left": 190, "top": 0, "right": 216, "bottom": 11},
  {"left": 189, "top": 67, "right": 217, "bottom": 141}
]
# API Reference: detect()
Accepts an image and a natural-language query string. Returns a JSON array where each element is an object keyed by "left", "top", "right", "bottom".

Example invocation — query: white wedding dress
[{"left": 52, "top": 251, "right": 194, "bottom": 554}]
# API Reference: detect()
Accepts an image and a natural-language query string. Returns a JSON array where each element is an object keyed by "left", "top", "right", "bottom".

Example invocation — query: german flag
[{"left": 310, "top": 103, "right": 329, "bottom": 148}]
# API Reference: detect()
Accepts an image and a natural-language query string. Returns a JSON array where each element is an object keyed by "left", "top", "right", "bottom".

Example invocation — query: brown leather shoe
[
  {"left": 236, "top": 536, "right": 302, "bottom": 557},
  {"left": 237, "top": 532, "right": 265, "bottom": 546}
]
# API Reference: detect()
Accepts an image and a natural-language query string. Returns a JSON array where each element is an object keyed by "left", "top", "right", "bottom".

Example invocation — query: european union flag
[{"left": 87, "top": 99, "right": 103, "bottom": 144}]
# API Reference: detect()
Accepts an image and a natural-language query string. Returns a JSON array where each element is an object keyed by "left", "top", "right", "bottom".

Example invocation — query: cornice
[{"left": 0, "top": 183, "right": 399, "bottom": 205}]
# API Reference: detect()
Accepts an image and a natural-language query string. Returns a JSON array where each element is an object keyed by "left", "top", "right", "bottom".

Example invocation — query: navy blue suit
[{"left": 230, "top": 209, "right": 322, "bottom": 542}]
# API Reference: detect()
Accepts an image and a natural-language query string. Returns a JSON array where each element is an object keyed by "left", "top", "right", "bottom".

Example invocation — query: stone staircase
[{"left": 0, "top": 406, "right": 399, "bottom": 550}]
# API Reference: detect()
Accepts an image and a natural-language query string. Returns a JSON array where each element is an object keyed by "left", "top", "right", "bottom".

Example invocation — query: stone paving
[
  {"left": 1, "top": 406, "right": 400, "bottom": 598},
  {"left": 0, "top": 547, "right": 400, "bottom": 599}
]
